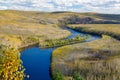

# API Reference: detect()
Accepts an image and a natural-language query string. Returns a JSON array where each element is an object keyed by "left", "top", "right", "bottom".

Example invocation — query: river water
[{"left": 21, "top": 28, "right": 100, "bottom": 80}]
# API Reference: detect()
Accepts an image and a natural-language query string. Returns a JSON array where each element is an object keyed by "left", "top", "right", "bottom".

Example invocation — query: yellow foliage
[{"left": 0, "top": 47, "right": 24, "bottom": 80}]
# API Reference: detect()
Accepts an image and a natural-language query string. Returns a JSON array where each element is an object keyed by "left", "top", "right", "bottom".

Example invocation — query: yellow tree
[{"left": 1, "top": 46, "right": 24, "bottom": 80}]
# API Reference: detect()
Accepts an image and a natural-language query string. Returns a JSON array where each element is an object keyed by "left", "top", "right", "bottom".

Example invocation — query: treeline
[
  {"left": 0, "top": 46, "right": 24, "bottom": 80},
  {"left": 39, "top": 35, "right": 89, "bottom": 48}
]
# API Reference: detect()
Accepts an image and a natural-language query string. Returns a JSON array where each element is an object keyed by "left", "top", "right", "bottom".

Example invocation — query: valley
[{"left": 0, "top": 10, "right": 120, "bottom": 80}]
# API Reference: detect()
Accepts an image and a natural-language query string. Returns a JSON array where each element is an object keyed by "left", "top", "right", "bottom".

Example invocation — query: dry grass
[
  {"left": 0, "top": 23, "right": 70, "bottom": 38},
  {"left": 0, "top": 10, "right": 120, "bottom": 45},
  {"left": 0, "top": 34, "right": 22, "bottom": 47},
  {"left": 68, "top": 24, "right": 120, "bottom": 39},
  {"left": 1, "top": 10, "right": 120, "bottom": 25},
  {"left": 0, "top": 10, "right": 72, "bottom": 48},
  {"left": 51, "top": 35, "right": 120, "bottom": 80},
  {"left": 0, "top": 10, "right": 120, "bottom": 79}
]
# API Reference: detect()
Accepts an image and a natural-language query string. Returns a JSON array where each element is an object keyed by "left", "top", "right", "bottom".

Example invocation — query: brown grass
[
  {"left": 68, "top": 24, "right": 120, "bottom": 39},
  {"left": 51, "top": 35, "right": 120, "bottom": 80},
  {"left": 0, "top": 10, "right": 72, "bottom": 48}
]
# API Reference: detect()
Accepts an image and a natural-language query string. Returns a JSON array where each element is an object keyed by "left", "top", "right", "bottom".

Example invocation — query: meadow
[
  {"left": 51, "top": 35, "right": 120, "bottom": 80},
  {"left": 0, "top": 10, "right": 71, "bottom": 48},
  {"left": 0, "top": 10, "right": 120, "bottom": 80},
  {"left": 68, "top": 24, "right": 120, "bottom": 40}
]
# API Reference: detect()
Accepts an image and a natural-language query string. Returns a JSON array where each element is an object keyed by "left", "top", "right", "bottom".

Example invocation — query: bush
[
  {"left": 39, "top": 35, "right": 88, "bottom": 48},
  {"left": 72, "top": 72, "right": 84, "bottom": 80},
  {"left": 53, "top": 70, "right": 64, "bottom": 80}
]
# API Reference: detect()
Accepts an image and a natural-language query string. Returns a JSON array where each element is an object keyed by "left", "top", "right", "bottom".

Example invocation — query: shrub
[
  {"left": 53, "top": 70, "right": 64, "bottom": 80},
  {"left": 72, "top": 72, "right": 84, "bottom": 80}
]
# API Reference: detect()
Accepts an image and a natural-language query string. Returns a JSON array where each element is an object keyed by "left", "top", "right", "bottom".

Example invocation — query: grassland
[
  {"left": 68, "top": 24, "right": 120, "bottom": 40},
  {"left": 0, "top": 10, "right": 72, "bottom": 48},
  {"left": 0, "top": 10, "right": 120, "bottom": 80},
  {"left": 2, "top": 10, "right": 119, "bottom": 48},
  {"left": 51, "top": 35, "right": 120, "bottom": 80}
]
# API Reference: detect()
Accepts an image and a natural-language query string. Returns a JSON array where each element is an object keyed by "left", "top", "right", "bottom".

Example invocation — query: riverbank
[
  {"left": 39, "top": 34, "right": 88, "bottom": 48},
  {"left": 18, "top": 28, "right": 90, "bottom": 50},
  {"left": 20, "top": 28, "right": 100, "bottom": 80},
  {"left": 67, "top": 24, "right": 120, "bottom": 40},
  {"left": 0, "top": 10, "right": 120, "bottom": 80},
  {"left": 51, "top": 35, "right": 120, "bottom": 80}
]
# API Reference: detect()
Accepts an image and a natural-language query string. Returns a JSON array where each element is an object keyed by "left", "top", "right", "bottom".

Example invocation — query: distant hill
[
  {"left": 0, "top": 10, "right": 120, "bottom": 25},
  {"left": 82, "top": 12, "right": 120, "bottom": 21}
]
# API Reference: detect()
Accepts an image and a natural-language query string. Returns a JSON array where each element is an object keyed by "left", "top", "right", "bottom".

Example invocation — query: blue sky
[{"left": 0, "top": 0, "right": 120, "bottom": 14}]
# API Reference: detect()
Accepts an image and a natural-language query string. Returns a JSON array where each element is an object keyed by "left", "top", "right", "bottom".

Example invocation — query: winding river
[{"left": 21, "top": 28, "right": 100, "bottom": 80}]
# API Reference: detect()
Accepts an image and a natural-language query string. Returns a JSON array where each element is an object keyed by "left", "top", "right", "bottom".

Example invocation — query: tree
[{"left": 0, "top": 46, "right": 24, "bottom": 80}]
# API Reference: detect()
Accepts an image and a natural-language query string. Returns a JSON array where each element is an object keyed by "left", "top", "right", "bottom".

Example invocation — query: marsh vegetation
[
  {"left": 51, "top": 35, "right": 120, "bottom": 80},
  {"left": 39, "top": 35, "right": 89, "bottom": 48}
]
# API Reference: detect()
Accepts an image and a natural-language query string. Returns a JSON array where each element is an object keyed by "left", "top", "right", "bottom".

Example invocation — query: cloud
[
  {"left": 0, "top": 6, "right": 7, "bottom": 10},
  {"left": 0, "top": 0, "right": 120, "bottom": 14}
]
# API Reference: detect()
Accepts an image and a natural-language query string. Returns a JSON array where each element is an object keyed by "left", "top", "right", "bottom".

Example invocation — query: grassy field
[
  {"left": 0, "top": 10, "right": 72, "bottom": 79},
  {"left": 0, "top": 10, "right": 73, "bottom": 48},
  {"left": 68, "top": 24, "right": 120, "bottom": 40},
  {"left": 0, "top": 11, "right": 120, "bottom": 47},
  {"left": 0, "top": 10, "right": 119, "bottom": 47},
  {"left": 51, "top": 35, "right": 120, "bottom": 80},
  {"left": 0, "top": 10, "right": 120, "bottom": 80},
  {"left": 0, "top": 10, "right": 120, "bottom": 24}
]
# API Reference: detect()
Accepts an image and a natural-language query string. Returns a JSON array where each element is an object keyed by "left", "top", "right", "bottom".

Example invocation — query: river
[{"left": 21, "top": 28, "right": 100, "bottom": 80}]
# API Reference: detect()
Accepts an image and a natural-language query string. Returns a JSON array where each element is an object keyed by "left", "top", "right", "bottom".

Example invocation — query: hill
[
  {"left": 0, "top": 10, "right": 120, "bottom": 47},
  {"left": 0, "top": 10, "right": 120, "bottom": 24},
  {"left": 0, "top": 10, "right": 120, "bottom": 80}
]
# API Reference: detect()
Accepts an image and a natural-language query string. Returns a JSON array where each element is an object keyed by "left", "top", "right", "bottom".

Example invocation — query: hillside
[
  {"left": 0, "top": 10, "right": 120, "bottom": 24},
  {"left": 0, "top": 10, "right": 120, "bottom": 80},
  {"left": 0, "top": 10, "right": 73, "bottom": 47},
  {"left": 0, "top": 10, "right": 120, "bottom": 52},
  {"left": 82, "top": 13, "right": 120, "bottom": 21}
]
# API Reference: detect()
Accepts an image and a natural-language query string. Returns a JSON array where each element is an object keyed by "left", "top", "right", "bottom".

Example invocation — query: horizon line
[{"left": 0, "top": 9, "right": 120, "bottom": 15}]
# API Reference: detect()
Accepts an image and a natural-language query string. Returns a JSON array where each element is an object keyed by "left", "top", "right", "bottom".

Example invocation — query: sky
[{"left": 0, "top": 0, "right": 120, "bottom": 14}]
